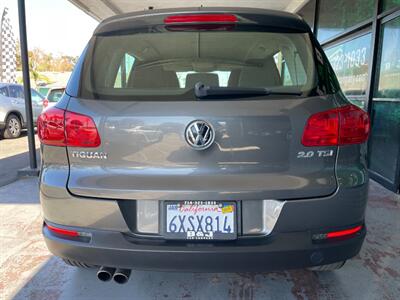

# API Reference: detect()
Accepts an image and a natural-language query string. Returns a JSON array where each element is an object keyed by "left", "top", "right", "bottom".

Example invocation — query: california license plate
[{"left": 163, "top": 201, "right": 237, "bottom": 240}]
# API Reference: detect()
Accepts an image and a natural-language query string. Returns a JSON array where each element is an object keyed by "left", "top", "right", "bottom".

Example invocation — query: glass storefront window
[
  {"left": 382, "top": 0, "right": 400, "bottom": 12},
  {"left": 375, "top": 18, "right": 400, "bottom": 99},
  {"left": 369, "top": 16, "right": 400, "bottom": 187},
  {"left": 317, "top": 0, "right": 375, "bottom": 42},
  {"left": 325, "top": 33, "right": 372, "bottom": 109}
]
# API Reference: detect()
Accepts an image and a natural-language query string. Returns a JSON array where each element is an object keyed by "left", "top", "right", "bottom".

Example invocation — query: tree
[{"left": 15, "top": 40, "right": 79, "bottom": 73}]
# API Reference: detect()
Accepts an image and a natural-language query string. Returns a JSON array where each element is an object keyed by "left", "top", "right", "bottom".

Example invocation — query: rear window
[
  {"left": 47, "top": 89, "right": 65, "bottom": 102},
  {"left": 0, "top": 86, "right": 9, "bottom": 97},
  {"left": 31, "top": 89, "right": 44, "bottom": 103},
  {"left": 81, "top": 31, "right": 317, "bottom": 100}
]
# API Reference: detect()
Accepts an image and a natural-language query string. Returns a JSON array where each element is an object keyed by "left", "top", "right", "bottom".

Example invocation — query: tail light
[
  {"left": 46, "top": 224, "right": 79, "bottom": 237},
  {"left": 302, "top": 104, "right": 370, "bottom": 146},
  {"left": 43, "top": 98, "right": 49, "bottom": 109},
  {"left": 37, "top": 107, "right": 66, "bottom": 146},
  {"left": 45, "top": 222, "right": 91, "bottom": 241},
  {"left": 164, "top": 14, "right": 238, "bottom": 24},
  {"left": 165, "top": 24, "right": 235, "bottom": 31},
  {"left": 326, "top": 225, "right": 363, "bottom": 239},
  {"left": 313, "top": 225, "right": 363, "bottom": 240},
  {"left": 65, "top": 111, "right": 101, "bottom": 147},
  {"left": 37, "top": 106, "right": 101, "bottom": 147},
  {"left": 337, "top": 105, "right": 370, "bottom": 145}
]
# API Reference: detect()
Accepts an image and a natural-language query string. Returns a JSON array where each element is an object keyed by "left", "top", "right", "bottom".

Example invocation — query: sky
[{"left": 1, "top": 0, "right": 99, "bottom": 56}]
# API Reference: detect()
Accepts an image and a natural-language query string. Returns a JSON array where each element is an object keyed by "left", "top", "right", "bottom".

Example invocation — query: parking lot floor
[
  {"left": 0, "top": 178, "right": 399, "bottom": 300},
  {"left": 0, "top": 134, "right": 40, "bottom": 187}
]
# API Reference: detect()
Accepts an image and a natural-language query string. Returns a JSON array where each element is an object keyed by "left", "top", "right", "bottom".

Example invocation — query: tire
[
  {"left": 62, "top": 258, "right": 96, "bottom": 269},
  {"left": 308, "top": 260, "right": 346, "bottom": 271},
  {"left": 3, "top": 114, "right": 22, "bottom": 139}
]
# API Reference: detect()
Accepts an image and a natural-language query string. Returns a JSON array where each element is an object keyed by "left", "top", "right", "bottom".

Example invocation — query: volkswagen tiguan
[{"left": 38, "top": 8, "right": 370, "bottom": 283}]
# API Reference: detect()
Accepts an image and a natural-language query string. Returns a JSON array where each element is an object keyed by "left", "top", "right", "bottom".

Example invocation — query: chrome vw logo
[{"left": 185, "top": 120, "right": 215, "bottom": 150}]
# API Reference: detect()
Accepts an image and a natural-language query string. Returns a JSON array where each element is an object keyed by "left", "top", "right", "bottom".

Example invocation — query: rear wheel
[
  {"left": 308, "top": 260, "right": 346, "bottom": 271},
  {"left": 62, "top": 258, "right": 96, "bottom": 269},
  {"left": 3, "top": 114, "right": 22, "bottom": 139}
]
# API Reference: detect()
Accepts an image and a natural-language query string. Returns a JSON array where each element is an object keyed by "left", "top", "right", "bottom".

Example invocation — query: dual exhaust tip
[{"left": 97, "top": 266, "right": 131, "bottom": 284}]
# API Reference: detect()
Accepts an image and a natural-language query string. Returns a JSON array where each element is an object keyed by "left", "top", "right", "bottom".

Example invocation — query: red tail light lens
[
  {"left": 37, "top": 107, "right": 66, "bottom": 146},
  {"left": 65, "top": 111, "right": 101, "bottom": 147},
  {"left": 46, "top": 224, "right": 79, "bottom": 237},
  {"left": 302, "top": 109, "right": 339, "bottom": 146},
  {"left": 337, "top": 105, "right": 370, "bottom": 145},
  {"left": 37, "top": 107, "right": 100, "bottom": 147},
  {"left": 166, "top": 24, "right": 235, "bottom": 31},
  {"left": 164, "top": 14, "right": 238, "bottom": 24},
  {"left": 302, "top": 104, "right": 370, "bottom": 146},
  {"left": 312, "top": 225, "right": 363, "bottom": 240},
  {"left": 326, "top": 225, "right": 363, "bottom": 239}
]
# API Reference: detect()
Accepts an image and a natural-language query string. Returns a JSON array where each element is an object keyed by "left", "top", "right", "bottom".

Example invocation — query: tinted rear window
[{"left": 81, "top": 31, "right": 317, "bottom": 100}]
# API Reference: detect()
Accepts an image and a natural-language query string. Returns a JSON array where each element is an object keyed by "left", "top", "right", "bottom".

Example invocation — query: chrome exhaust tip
[
  {"left": 113, "top": 268, "right": 131, "bottom": 284},
  {"left": 96, "top": 266, "right": 116, "bottom": 282}
]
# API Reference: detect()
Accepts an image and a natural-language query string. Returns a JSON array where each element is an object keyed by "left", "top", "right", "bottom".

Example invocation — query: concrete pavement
[
  {"left": 0, "top": 133, "right": 40, "bottom": 187},
  {"left": 0, "top": 178, "right": 399, "bottom": 300}
]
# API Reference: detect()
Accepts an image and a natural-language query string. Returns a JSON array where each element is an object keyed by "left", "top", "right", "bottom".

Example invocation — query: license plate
[{"left": 163, "top": 201, "right": 237, "bottom": 240}]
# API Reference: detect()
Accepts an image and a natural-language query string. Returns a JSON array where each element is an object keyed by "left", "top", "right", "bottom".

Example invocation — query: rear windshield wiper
[{"left": 194, "top": 82, "right": 302, "bottom": 99}]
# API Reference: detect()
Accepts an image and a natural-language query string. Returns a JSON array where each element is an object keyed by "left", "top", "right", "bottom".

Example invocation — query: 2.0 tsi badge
[{"left": 185, "top": 120, "right": 215, "bottom": 150}]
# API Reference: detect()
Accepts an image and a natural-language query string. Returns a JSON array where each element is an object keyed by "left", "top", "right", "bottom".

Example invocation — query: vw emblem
[{"left": 185, "top": 120, "right": 215, "bottom": 150}]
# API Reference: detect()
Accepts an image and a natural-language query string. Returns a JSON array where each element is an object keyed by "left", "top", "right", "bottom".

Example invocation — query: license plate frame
[{"left": 161, "top": 201, "right": 237, "bottom": 240}]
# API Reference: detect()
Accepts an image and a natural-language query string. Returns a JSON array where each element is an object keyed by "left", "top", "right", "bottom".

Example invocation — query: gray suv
[
  {"left": 38, "top": 8, "right": 370, "bottom": 283},
  {"left": 0, "top": 83, "right": 44, "bottom": 138}
]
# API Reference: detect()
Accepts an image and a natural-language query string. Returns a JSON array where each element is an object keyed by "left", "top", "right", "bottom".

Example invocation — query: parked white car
[
  {"left": 42, "top": 87, "right": 65, "bottom": 110},
  {"left": 0, "top": 82, "right": 44, "bottom": 138}
]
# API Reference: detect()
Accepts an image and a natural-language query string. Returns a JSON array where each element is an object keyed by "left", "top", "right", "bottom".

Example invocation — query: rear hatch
[{"left": 65, "top": 14, "right": 338, "bottom": 200}]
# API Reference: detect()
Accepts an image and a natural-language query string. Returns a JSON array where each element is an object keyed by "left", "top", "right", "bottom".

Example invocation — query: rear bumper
[
  {"left": 40, "top": 146, "right": 369, "bottom": 272},
  {"left": 43, "top": 222, "right": 365, "bottom": 272}
]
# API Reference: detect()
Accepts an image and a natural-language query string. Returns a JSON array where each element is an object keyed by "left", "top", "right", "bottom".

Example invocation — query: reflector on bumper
[{"left": 312, "top": 225, "right": 363, "bottom": 240}]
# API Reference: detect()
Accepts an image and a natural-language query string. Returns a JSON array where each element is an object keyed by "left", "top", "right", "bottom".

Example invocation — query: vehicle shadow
[
  {"left": 0, "top": 150, "right": 40, "bottom": 188},
  {"left": 10, "top": 255, "right": 343, "bottom": 300}
]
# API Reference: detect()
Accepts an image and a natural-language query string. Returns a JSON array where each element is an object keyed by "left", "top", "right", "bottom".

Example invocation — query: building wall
[
  {"left": 298, "top": 0, "right": 400, "bottom": 193},
  {"left": 0, "top": 7, "right": 17, "bottom": 83}
]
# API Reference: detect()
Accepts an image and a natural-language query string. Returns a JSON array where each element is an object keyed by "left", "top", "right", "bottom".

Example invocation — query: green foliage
[
  {"left": 15, "top": 41, "right": 79, "bottom": 73},
  {"left": 15, "top": 41, "right": 76, "bottom": 86},
  {"left": 16, "top": 72, "right": 52, "bottom": 85}
]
